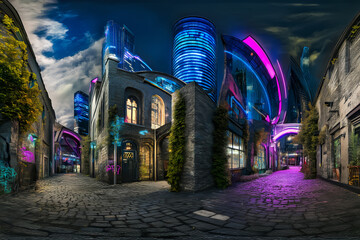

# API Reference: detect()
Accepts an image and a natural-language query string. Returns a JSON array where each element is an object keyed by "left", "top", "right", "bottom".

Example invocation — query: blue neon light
[
  {"left": 224, "top": 50, "right": 272, "bottom": 117},
  {"left": 173, "top": 17, "right": 216, "bottom": 101},
  {"left": 230, "top": 96, "right": 247, "bottom": 115},
  {"left": 139, "top": 130, "right": 149, "bottom": 135}
]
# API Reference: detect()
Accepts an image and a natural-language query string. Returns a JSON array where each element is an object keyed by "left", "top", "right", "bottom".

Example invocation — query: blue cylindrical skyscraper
[{"left": 173, "top": 17, "right": 216, "bottom": 101}]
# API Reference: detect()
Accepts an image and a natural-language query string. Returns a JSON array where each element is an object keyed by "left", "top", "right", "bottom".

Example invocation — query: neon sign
[{"left": 106, "top": 164, "right": 121, "bottom": 175}]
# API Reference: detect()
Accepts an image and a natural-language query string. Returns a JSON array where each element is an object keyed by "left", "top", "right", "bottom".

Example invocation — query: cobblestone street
[{"left": 1, "top": 167, "right": 360, "bottom": 239}]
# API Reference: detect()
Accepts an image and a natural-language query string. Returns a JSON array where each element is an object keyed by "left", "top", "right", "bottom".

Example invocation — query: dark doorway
[{"left": 121, "top": 140, "right": 138, "bottom": 182}]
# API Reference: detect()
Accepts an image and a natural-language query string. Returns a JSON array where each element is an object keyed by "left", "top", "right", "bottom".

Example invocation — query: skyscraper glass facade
[
  {"left": 74, "top": 91, "right": 89, "bottom": 136},
  {"left": 220, "top": 35, "right": 281, "bottom": 123},
  {"left": 173, "top": 17, "right": 216, "bottom": 101},
  {"left": 102, "top": 21, "right": 152, "bottom": 74}
]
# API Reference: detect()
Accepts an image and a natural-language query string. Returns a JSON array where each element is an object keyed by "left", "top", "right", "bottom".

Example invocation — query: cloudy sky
[{"left": 10, "top": 0, "right": 360, "bottom": 129}]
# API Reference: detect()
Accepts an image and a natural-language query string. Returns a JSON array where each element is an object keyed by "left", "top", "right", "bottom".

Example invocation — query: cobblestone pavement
[{"left": 1, "top": 167, "right": 360, "bottom": 239}]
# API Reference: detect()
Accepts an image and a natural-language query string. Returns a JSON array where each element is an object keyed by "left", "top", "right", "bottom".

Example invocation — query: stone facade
[
  {"left": 0, "top": 0, "right": 56, "bottom": 190},
  {"left": 174, "top": 82, "right": 216, "bottom": 191},
  {"left": 89, "top": 59, "right": 185, "bottom": 183},
  {"left": 315, "top": 12, "right": 360, "bottom": 184}
]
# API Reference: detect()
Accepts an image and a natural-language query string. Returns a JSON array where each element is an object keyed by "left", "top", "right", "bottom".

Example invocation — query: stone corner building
[
  {"left": 89, "top": 59, "right": 185, "bottom": 184},
  {"left": 0, "top": 0, "right": 56, "bottom": 189},
  {"left": 315, "top": 12, "right": 360, "bottom": 184}
]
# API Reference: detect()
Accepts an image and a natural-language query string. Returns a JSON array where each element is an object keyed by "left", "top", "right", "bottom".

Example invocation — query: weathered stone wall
[
  {"left": 90, "top": 59, "right": 176, "bottom": 183},
  {"left": 316, "top": 24, "right": 360, "bottom": 184},
  {"left": 174, "top": 82, "right": 215, "bottom": 191}
]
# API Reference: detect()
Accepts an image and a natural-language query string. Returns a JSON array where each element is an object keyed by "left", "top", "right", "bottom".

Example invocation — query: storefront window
[{"left": 227, "top": 131, "right": 245, "bottom": 169}]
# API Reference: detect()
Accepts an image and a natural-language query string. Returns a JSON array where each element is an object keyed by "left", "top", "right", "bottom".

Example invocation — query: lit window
[
  {"left": 151, "top": 96, "right": 165, "bottom": 129},
  {"left": 126, "top": 97, "right": 138, "bottom": 124},
  {"left": 227, "top": 131, "right": 245, "bottom": 169}
]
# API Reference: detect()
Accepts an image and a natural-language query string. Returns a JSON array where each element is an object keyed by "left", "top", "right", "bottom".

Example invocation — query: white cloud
[
  {"left": 288, "top": 12, "right": 330, "bottom": 20},
  {"left": 309, "top": 51, "right": 320, "bottom": 63},
  {"left": 10, "top": 0, "right": 67, "bottom": 67},
  {"left": 42, "top": 39, "right": 103, "bottom": 128},
  {"left": 10, "top": 0, "right": 102, "bottom": 129}
]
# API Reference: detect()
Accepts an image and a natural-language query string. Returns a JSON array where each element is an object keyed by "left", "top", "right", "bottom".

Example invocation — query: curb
[{"left": 318, "top": 176, "right": 360, "bottom": 194}]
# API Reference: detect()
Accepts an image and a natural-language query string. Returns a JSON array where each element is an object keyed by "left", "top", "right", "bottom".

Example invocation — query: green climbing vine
[{"left": 167, "top": 92, "right": 186, "bottom": 192}]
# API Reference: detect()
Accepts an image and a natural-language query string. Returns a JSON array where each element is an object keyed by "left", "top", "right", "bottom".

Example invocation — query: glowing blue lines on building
[{"left": 173, "top": 17, "right": 216, "bottom": 101}]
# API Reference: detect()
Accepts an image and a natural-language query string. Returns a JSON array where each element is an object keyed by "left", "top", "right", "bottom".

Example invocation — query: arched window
[
  {"left": 126, "top": 97, "right": 138, "bottom": 124},
  {"left": 151, "top": 95, "right": 165, "bottom": 129}
]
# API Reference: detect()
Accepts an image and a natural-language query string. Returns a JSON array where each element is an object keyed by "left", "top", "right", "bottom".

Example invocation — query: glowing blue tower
[
  {"left": 102, "top": 20, "right": 152, "bottom": 74},
  {"left": 74, "top": 91, "right": 89, "bottom": 136},
  {"left": 173, "top": 17, "right": 216, "bottom": 101}
]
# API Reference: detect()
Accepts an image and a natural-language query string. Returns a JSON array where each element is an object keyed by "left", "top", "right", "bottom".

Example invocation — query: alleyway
[{"left": 0, "top": 167, "right": 360, "bottom": 239}]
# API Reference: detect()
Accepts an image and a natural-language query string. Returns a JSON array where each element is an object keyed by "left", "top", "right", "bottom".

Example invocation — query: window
[
  {"left": 227, "top": 131, "right": 245, "bottom": 169},
  {"left": 257, "top": 145, "right": 266, "bottom": 170},
  {"left": 151, "top": 95, "right": 165, "bottom": 129},
  {"left": 126, "top": 97, "right": 138, "bottom": 124}
]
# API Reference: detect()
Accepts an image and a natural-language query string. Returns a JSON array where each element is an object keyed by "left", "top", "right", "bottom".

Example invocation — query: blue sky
[{"left": 10, "top": 0, "right": 360, "bottom": 128}]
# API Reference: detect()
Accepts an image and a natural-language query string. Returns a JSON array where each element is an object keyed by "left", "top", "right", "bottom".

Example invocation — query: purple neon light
[
  {"left": 91, "top": 77, "right": 98, "bottom": 84},
  {"left": 243, "top": 36, "right": 275, "bottom": 79},
  {"left": 62, "top": 130, "right": 81, "bottom": 142},
  {"left": 273, "top": 129, "right": 299, "bottom": 141},
  {"left": 265, "top": 115, "right": 270, "bottom": 123}
]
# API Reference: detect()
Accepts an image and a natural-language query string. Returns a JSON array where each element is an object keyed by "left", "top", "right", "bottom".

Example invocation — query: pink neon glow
[
  {"left": 273, "top": 129, "right": 299, "bottom": 141},
  {"left": 91, "top": 77, "right": 98, "bottom": 84},
  {"left": 243, "top": 36, "right": 275, "bottom": 79},
  {"left": 265, "top": 115, "right": 270, "bottom": 123},
  {"left": 106, "top": 165, "right": 121, "bottom": 175},
  {"left": 21, "top": 147, "right": 35, "bottom": 163},
  {"left": 62, "top": 130, "right": 81, "bottom": 142}
]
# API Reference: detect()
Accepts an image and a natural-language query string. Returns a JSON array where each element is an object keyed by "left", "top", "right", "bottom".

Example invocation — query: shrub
[
  {"left": 211, "top": 106, "right": 230, "bottom": 189},
  {"left": 0, "top": 15, "right": 42, "bottom": 132},
  {"left": 297, "top": 103, "right": 319, "bottom": 179}
]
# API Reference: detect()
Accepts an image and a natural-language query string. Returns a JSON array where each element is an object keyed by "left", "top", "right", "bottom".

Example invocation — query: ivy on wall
[
  {"left": 167, "top": 92, "right": 186, "bottom": 192},
  {"left": 296, "top": 103, "right": 319, "bottom": 179},
  {"left": 211, "top": 106, "right": 230, "bottom": 189},
  {"left": 81, "top": 135, "right": 91, "bottom": 175},
  {"left": 349, "top": 131, "right": 360, "bottom": 166},
  {"left": 0, "top": 15, "right": 42, "bottom": 133}
]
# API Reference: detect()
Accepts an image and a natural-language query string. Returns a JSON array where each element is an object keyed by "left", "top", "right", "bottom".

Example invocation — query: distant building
[
  {"left": 219, "top": 34, "right": 287, "bottom": 174},
  {"left": 286, "top": 56, "right": 312, "bottom": 123},
  {"left": 0, "top": 0, "right": 56, "bottom": 190},
  {"left": 102, "top": 20, "right": 152, "bottom": 74},
  {"left": 315, "top": 12, "right": 360, "bottom": 184},
  {"left": 300, "top": 47, "right": 314, "bottom": 101},
  {"left": 74, "top": 91, "right": 89, "bottom": 136},
  {"left": 172, "top": 16, "right": 217, "bottom": 101},
  {"left": 54, "top": 122, "right": 81, "bottom": 173}
]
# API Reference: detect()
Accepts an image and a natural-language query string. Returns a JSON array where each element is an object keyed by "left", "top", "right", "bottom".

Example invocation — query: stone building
[
  {"left": 315, "top": 12, "right": 360, "bottom": 184},
  {"left": 89, "top": 59, "right": 185, "bottom": 183},
  {"left": 0, "top": 0, "right": 56, "bottom": 190}
]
